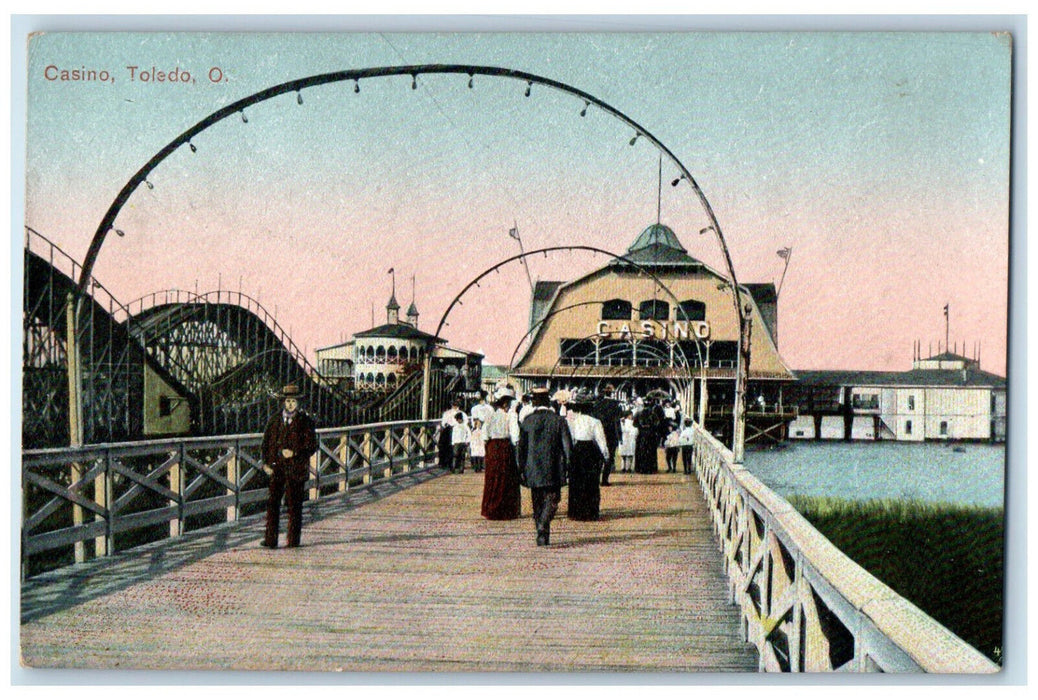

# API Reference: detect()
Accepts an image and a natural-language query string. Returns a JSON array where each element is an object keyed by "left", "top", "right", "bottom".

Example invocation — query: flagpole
[
  {"left": 656, "top": 154, "right": 662, "bottom": 225},
  {"left": 944, "top": 303, "right": 950, "bottom": 354},
  {"left": 511, "top": 222, "right": 535, "bottom": 293},
  {"left": 776, "top": 247, "right": 792, "bottom": 299}
]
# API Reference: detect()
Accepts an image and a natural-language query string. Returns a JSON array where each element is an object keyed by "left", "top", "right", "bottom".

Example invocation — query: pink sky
[{"left": 23, "top": 31, "right": 1011, "bottom": 376}]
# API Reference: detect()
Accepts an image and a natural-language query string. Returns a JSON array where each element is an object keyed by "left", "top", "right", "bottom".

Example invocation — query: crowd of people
[
  {"left": 254, "top": 381, "right": 698, "bottom": 550},
  {"left": 435, "top": 384, "right": 699, "bottom": 546}
]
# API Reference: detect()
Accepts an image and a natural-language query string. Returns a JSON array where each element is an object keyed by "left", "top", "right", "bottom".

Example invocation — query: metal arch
[
  {"left": 436, "top": 244, "right": 701, "bottom": 415},
  {"left": 507, "top": 299, "right": 610, "bottom": 371},
  {"left": 78, "top": 63, "right": 744, "bottom": 331},
  {"left": 429, "top": 243, "right": 697, "bottom": 398},
  {"left": 543, "top": 331, "right": 696, "bottom": 405},
  {"left": 79, "top": 62, "right": 748, "bottom": 458},
  {"left": 434, "top": 244, "right": 698, "bottom": 343},
  {"left": 507, "top": 298, "right": 707, "bottom": 372},
  {"left": 547, "top": 332, "right": 696, "bottom": 379}
]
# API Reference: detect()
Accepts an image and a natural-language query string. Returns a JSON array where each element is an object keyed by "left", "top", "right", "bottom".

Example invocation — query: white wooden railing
[
  {"left": 690, "top": 424, "right": 999, "bottom": 673},
  {"left": 21, "top": 420, "right": 437, "bottom": 578}
]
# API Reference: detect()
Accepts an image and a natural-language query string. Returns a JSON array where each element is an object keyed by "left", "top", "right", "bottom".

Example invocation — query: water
[{"left": 742, "top": 441, "right": 1006, "bottom": 508}]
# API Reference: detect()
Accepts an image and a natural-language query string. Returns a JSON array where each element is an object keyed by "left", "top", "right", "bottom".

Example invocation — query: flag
[
  {"left": 387, "top": 267, "right": 394, "bottom": 275},
  {"left": 777, "top": 247, "right": 791, "bottom": 260},
  {"left": 508, "top": 227, "right": 520, "bottom": 241},
  {"left": 944, "top": 304, "right": 949, "bottom": 317}
]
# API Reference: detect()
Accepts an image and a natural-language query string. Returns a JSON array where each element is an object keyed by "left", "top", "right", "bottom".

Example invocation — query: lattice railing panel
[
  {"left": 21, "top": 420, "right": 437, "bottom": 578},
  {"left": 689, "top": 424, "right": 998, "bottom": 674}
]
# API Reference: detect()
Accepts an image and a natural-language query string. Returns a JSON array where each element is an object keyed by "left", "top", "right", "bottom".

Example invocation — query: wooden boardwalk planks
[{"left": 20, "top": 468, "right": 758, "bottom": 673}]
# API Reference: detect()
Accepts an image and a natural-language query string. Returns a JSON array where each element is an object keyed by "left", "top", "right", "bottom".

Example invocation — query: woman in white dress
[{"left": 618, "top": 411, "right": 638, "bottom": 473}]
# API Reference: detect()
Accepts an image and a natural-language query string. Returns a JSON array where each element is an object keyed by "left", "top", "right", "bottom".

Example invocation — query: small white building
[
  {"left": 790, "top": 352, "right": 1006, "bottom": 442},
  {"left": 315, "top": 292, "right": 483, "bottom": 394}
]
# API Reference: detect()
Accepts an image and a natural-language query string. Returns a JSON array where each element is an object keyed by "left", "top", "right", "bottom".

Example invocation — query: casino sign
[{"left": 595, "top": 319, "right": 711, "bottom": 342}]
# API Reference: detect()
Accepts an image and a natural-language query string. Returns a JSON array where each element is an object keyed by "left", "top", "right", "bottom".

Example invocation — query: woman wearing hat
[
  {"left": 261, "top": 384, "right": 318, "bottom": 548},
  {"left": 437, "top": 398, "right": 464, "bottom": 472},
  {"left": 634, "top": 397, "right": 664, "bottom": 474},
  {"left": 565, "top": 391, "right": 609, "bottom": 521},
  {"left": 480, "top": 387, "right": 521, "bottom": 520}
]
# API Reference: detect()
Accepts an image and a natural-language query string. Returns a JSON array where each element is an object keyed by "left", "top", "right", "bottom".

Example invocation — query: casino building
[{"left": 512, "top": 222, "right": 796, "bottom": 441}]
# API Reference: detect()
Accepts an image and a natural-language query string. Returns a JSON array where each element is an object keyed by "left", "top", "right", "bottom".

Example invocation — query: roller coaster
[{"left": 22, "top": 228, "right": 454, "bottom": 448}]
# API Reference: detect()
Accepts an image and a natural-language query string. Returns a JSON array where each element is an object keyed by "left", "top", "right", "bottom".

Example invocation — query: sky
[{"left": 20, "top": 25, "right": 1012, "bottom": 374}]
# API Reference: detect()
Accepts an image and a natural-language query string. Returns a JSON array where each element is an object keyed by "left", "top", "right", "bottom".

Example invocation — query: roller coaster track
[
  {"left": 22, "top": 228, "right": 364, "bottom": 446},
  {"left": 123, "top": 289, "right": 351, "bottom": 434},
  {"left": 23, "top": 229, "right": 172, "bottom": 446}
]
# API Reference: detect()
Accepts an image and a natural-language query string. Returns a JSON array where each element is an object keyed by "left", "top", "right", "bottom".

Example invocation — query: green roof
[
  {"left": 610, "top": 223, "right": 701, "bottom": 268},
  {"left": 627, "top": 223, "right": 687, "bottom": 254}
]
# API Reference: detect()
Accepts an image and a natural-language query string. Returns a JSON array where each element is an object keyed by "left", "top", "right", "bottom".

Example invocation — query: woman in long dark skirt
[
  {"left": 634, "top": 399, "right": 661, "bottom": 474},
  {"left": 438, "top": 399, "right": 462, "bottom": 471},
  {"left": 481, "top": 393, "right": 521, "bottom": 520},
  {"left": 566, "top": 394, "right": 609, "bottom": 521}
]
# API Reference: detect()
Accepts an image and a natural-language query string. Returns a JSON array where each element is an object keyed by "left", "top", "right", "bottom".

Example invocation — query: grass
[{"left": 788, "top": 495, "right": 1004, "bottom": 665}]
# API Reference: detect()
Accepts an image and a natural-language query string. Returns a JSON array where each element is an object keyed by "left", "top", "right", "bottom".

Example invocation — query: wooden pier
[{"left": 20, "top": 467, "right": 758, "bottom": 673}]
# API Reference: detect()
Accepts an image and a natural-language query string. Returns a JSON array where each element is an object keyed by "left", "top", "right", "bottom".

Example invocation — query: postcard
[{"left": 17, "top": 27, "right": 1012, "bottom": 675}]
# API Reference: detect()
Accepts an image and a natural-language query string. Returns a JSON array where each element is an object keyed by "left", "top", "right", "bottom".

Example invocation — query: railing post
[
  {"left": 71, "top": 460, "right": 86, "bottom": 563},
  {"left": 338, "top": 435, "right": 349, "bottom": 494},
  {"left": 417, "top": 419, "right": 429, "bottom": 469},
  {"left": 362, "top": 429, "right": 372, "bottom": 484},
  {"left": 790, "top": 554, "right": 804, "bottom": 673},
  {"left": 384, "top": 426, "right": 393, "bottom": 478},
  {"left": 402, "top": 426, "right": 412, "bottom": 473},
  {"left": 227, "top": 444, "right": 239, "bottom": 523},
  {"left": 758, "top": 523, "right": 773, "bottom": 671},
  {"left": 309, "top": 439, "right": 321, "bottom": 501},
  {"left": 95, "top": 450, "right": 112, "bottom": 557},
  {"left": 66, "top": 293, "right": 87, "bottom": 564},
  {"left": 169, "top": 445, "right": 183, "bottom": 538}
]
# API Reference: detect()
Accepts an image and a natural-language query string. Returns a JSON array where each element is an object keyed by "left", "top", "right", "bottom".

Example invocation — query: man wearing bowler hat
[
  {"left": 261, "top": 384, "right": 318, "bottom": 548},
  {"left": 517, "top": 386, "right": 572, "bottom": 546}
]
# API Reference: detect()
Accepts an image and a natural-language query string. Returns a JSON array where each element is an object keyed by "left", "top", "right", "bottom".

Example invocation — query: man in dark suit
[
  {"left": 261, "top": 384, "right": 318, "bottom": 549},
  {"left": 592, "top": 383, "right": 623, "bottom": 486},
  {"left": 517, "top": 386, "right": 572, "bottom": 547}
]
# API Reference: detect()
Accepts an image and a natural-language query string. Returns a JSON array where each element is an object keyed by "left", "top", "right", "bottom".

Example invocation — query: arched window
[
  {"left": 387, "top": 372, "right": 397, "bottom": 385},
  {"left": 410, "top": 346, "right": 419, "bottom": 361},
  {"left": 375, "top": 345, "right": 386, "bottom": 361},
  {"left": 677, "top": 299, "right": 706, "bottom": 322},
  {"left": 639, "top": 299, "right": 670, "bottom": 321},
  {"left": 366, "top": 346, "right": 375, "bottom": 361},
  {"left": 387, "top": 346, "right": 398, "bottom": 361},
  {"left": 366, "top": 372, "right": 375, "bottom": 384},
  {"left": 601, "top": 298, "right": 632, "bottom": 321},
  {"left": 376, "top": 372, "right": 385, "bottom": 385},
  {"left": 399, "top": 345, "right": 407, "bottom": 359}
]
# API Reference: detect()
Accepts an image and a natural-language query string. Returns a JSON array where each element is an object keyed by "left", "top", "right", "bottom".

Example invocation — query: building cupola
[
  {"left": 406, "top": 274, "right": 419, "bottom": 327},
  {"left": 386, "top": 268, "right": 400, "bottom": 325},
  {"left": 627, "top": 223, "right": 687, "bottom": 254},
  {"left": 386, "top": 293, "right": 400, "bottom": 325}
]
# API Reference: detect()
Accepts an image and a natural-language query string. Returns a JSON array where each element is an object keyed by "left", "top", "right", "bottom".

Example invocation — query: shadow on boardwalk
[
  {"left": 20, "top": 469, "right": 758, "bottom": 673},
  {"left": 20, "top": 468, "right": 440, "bottom": 624}
]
